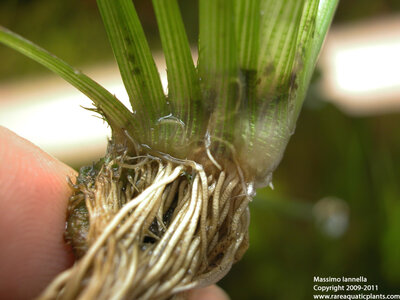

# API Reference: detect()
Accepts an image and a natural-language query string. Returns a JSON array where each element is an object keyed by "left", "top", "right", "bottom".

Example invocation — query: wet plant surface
[{"left": 0, "top": 0, "right": 338, "bottom": 299}]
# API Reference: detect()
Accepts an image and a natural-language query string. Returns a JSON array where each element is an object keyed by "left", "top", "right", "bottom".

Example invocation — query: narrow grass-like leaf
[
  {"left": 234, "top": 0, "right": 261, "bottom": 156},
  {"left": 198, "top": 0, "right": 239, "bottom": 155},
  {"left": 253, "top": 0, "right": 320, "bottom": 146},
  {"left": 256, "top": 0, "right": 306, "bottom": 98},
  {"left": 0, "top": 26, "right": 136, "bottom": 136},
  {"left": 235, "top": 0, "right": 261, "bottom": 72},
  {"left": 234, "top": 0, "right": 338, "bottom": 187},
  {"left": 284, "top": 0, "right": 320, "bottom": 128},
  {"left": 97, "top": 0, "right": 167, "bottom": 145},
  {"left": 152, "top": 0, "right": 203, "bottom": 146},
  {"left": 289, "top": 0, "right": 339, "bottom": 129},
  {"left": 234, "top": 0, "right": 308, "bottom": 185}
]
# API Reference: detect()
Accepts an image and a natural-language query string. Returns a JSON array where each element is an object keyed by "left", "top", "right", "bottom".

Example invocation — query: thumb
[{"left": 0, "top": 126, "right": 76, "bottom": 299}]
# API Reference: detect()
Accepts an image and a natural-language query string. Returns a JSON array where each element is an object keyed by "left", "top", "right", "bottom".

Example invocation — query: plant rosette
[{"left": 0, "top": 0, "right": 338, "bottom": 299}]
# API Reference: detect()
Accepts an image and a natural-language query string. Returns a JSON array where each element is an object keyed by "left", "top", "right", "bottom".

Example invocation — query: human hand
[{"left": 0, "top": 126, "right": 229, "bottom": 300}]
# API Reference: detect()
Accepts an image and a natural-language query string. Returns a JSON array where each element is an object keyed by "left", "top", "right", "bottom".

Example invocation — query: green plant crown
[{"left": 0, "top": 0, "right": 338, "bottom": 187}]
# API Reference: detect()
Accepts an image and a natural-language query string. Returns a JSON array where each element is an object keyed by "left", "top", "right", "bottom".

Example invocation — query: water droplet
[
  {"left": 204, "top": 130, "right": 211, "bottom": 147},
  {"left": 260, "top": 10, "right": 265, "bottom": 16},
  {"left": 268, "top": 181, "right": 274, "bottom": 190},
  {"left": 156, "top": 114, "right": 185, "bottom": 128},
  {"left": 133, "top": 110, "right": 137, "bottom": 115},
  {"left": 246, "top": 182, "right": 256, "bottom": 198}
]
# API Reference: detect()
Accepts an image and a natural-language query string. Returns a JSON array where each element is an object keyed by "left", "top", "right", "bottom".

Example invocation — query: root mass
[{"left": 39, "top": 145, "right": 250, "bottom": 300}]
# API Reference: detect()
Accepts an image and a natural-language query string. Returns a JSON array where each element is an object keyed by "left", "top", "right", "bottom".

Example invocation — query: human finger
[{"left": 0, "top": 126, "right": 76, "bottom": 299}]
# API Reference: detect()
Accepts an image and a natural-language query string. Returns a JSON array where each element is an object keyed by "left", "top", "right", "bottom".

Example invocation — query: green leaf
[
  {"left": 0, "top": 26, "right": 136, "bottom": 136},
  {"left": 256, "top": 0, "right": 307, "bottom": 97},
  {"left": 232, "top": 0, "right": 338, "bottom": 187},
  {"left": 234, "top": 0, "right": 262, "bottom": 160},
  {"left": 235, "top": 0, "right": 261, "bottom": 72},
  {"left": 152, "top": 0, "right": 203, "bottom": 146},
  {"left": 97, "top": 0, "right": 167, "bottom": 144},
  {"left": 1, "top": 0, "right": 338, "bottom": 184},
  {"left": 198, "top": 0, "right": 239, "bottom": 156},
  {"left": 289, "top": 0, "right": 340, "bottom": 129}
]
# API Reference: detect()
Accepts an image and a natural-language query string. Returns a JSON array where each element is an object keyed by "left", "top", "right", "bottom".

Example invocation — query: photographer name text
[{"left": 314, "top": 276, "right": 368, "bottom": 283}]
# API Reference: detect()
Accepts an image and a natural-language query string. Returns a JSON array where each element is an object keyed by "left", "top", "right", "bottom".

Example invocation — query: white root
[{"left": 38, "top": 149, "right": 250, "bottom": 300}]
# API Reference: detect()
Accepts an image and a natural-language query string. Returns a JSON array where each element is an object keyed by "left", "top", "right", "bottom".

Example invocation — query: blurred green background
[{"left": 1, "top": 0, "right": 400, "bottom": 299}]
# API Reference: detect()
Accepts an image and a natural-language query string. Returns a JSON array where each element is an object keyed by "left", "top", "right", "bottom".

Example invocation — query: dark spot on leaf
[
  {"left": 263, "top": 63, "right": 275, "bottom": 76},
  {"left": 241, "top": 69, "right": 257, "bottom": 86},
  {"left": 240, "top": 68, "right": 257, "bottom": 105},
  {"left": 205, "top": 88, "right": 217, "bottom": 113},
  {"left": 229, "top": 80, "right": 240, "bottom": 105},
  {"left": 124, "top": 36, "right": 132, "bottom": 46},
  {"left": 127, "top": 52, "right": 136, "bottom": 64},
  {"left": 132, "top": 66, "right": 141, "bottom": 75},
  {"left": 308, "top": 16, "right": 316, "bottom": 38},
  {"left": 289, "top": 71, "right": 298, "bottom": 90}
]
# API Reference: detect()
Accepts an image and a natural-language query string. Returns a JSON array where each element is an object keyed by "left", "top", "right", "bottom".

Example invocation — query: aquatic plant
[{"left": 0, "top": 0, "right": 338, "bottom": 299}]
